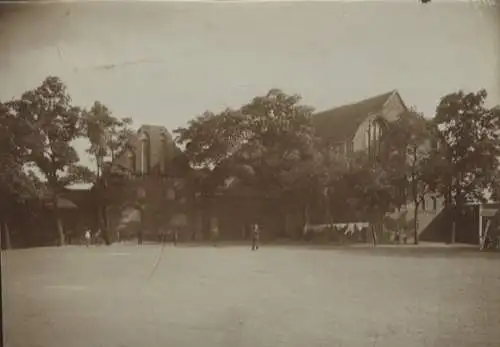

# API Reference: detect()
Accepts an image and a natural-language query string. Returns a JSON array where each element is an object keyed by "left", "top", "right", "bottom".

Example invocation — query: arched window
[
  {"left": 366, "top": 121, "right": 372, "bottom": 155},
  {"left": 373, "top": 117, "right": 389, "bottom": 159},
  {"left": 421, "top": 196, "right": 426, "bottom": 211},
  {"left": 139, "top": 132, "right": 151, "bottom": 175}
]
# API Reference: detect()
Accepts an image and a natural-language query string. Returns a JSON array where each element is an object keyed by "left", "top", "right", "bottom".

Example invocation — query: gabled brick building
[
  {"left": 312, "top": 90, "right": 446, "bottom": 243},
  {"left": 313, "top": 90, "right": 407, "bottom": 159},
  {"left": 106, "top": 125, "right": 194, "bottom": 241}
]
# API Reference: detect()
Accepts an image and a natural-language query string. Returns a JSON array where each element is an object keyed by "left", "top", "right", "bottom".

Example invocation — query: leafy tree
[
  {"left": 175, "top": 89, "right": 315, "bottom": 198},
  {"left": 80, "top": 101, "right": 133, "bottom": 244},
  {"left": 279, "top": 137, "right": 353, "bottom": 237},
  {"left": 13, "top": 76, "right": 94, "bottom": 246},
  {"left": 381, "top": 110, "right": 433, "bottom": 244},
  {"left": 175, "top": 89, "right": 317, "bottom": 239},
  {"left": 81, "top": 101, "right": 133, "bottom": 174},
  {"left": 333, "top": 152, "right": 398, "bottom": 245},
  {"left": 429, "top": 89, "right": 500, "bottom": 244},
  {"left": 175, "top": 109, "right": 240, "bottom": 201},
  {"left": 0, "top": 101, "right": 40, "bottom": 248}
]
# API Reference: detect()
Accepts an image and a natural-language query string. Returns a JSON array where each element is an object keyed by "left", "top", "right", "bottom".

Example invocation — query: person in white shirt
[{"left": 84, "top": 230, "right": 91, "bottom": 247}]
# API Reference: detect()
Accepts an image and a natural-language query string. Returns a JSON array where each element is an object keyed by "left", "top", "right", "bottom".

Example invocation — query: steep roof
[
  {"left": 138, "top": 125, "right": 176, "bottom": 173},
  {"left": 313, "top": 90, "right": 396, "bottom": 143},
  {"left": 111, "top": 124, "right": 178, "bottom": 173}
]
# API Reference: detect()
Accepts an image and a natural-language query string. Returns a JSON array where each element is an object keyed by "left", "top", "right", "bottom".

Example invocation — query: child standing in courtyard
[{"left": 252, "top": 223, "right": 260, "bottom": 251}]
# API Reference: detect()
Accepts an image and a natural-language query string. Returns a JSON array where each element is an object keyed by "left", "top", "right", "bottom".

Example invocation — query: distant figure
[
  {"left": 95, "top": 229, "right": 102, "bottom": 245},
  {"left": 66, "top": 229, "right": 73, "bottom": 245},
  {"left": 210, "top": 217, "right": 219, "bottom": 247},
  {"left": 170, "top": 213, "right": 187, "bottom": 246},
  {"left": 394, "top": 230, "right": 401, "bottom": 244},
  {"left": 172, "top": 228, "right": 179, "bottom": 246},
  {"left": 252, "top": 223, "right": 260, "bottom": 251},
  {"left": 84, "top": 230, "right": 91, "bottom": 247},
  {"left": 159, "top": 226, "right": 167, "bottom": 244}
]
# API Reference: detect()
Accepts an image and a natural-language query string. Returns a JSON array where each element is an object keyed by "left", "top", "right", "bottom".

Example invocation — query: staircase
[{"left": 386, "top": 195, "right": 445, "bottom": 243}]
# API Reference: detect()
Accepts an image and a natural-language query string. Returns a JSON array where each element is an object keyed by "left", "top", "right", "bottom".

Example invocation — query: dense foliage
[{"left": 2, "top": 76, "right": 500, "bottom": 247}]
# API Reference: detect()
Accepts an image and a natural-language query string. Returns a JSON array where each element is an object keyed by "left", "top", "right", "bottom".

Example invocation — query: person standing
[
  {"left": 251, "top": 223, "right": 260, "bottom": 251},
  {"left": 394, "top": 230, "right": 401, "bottom": 244},
  {"left": 84, "top": 229, "right": 91, "bottom": 247},
  {"left": 172, "top": 228, "right": 179, "bottom": 246},
  {"left": 137, "top": 229, "right": 143, "bottom": 245},
  {"left": 66, "top": 228, "right": 73, "bottom": 245},
  {"left": 210, "top": 217, "right": 219, "bottom": 247},
  {"left": 158, "top": 226, "right": 166, "bottom": 244}
]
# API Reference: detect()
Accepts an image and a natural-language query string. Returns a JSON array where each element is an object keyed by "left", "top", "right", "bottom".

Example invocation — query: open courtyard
[{"left": 3, "top": 243, "right": 500, "bottom": 347}]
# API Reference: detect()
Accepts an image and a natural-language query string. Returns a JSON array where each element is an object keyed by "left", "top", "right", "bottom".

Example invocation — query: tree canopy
[
  {"left": 175, "top": 89, "right": 316, "bottom": 198},
  {"left": 4, "top": 76, "right": 500, "bottom": 247},
  {"left": 427, "top": 90, "right": 500, "bottom": 242},
  {"left": 7, "top": 77, "right": 96, "bottom": 245}
]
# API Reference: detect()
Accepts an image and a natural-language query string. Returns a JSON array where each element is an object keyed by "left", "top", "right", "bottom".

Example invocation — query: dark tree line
[
  {"left": 0, "top": 77, "right": 132, "bottom": 247},
  {"left": 2, "top": 77, "right": 499, "bottom": 247},
  {"left": 175, "top": 89, "right": 500, "bottom": 245}
]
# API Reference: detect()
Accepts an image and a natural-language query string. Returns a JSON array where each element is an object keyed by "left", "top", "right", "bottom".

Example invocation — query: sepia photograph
[{"left": 0, "top": 0, "right": 499, "bottom": 346}]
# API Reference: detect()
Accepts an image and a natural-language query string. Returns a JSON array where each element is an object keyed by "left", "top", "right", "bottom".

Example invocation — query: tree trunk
[
  {"left": 413, "top": 201, "right": 419, "bottom": 245},
  {"left": 100, "top": 205, "right": 111, "bottom": 245},
  {"left": 303, "top": 202, "right": 311, "bottom": 240},
  {"left": 53, "top": 196, "right": 65, "bottom": 246},
  {"left": 56, "top": 216, "right": 65, "bottom": 246},
  {"left": 5, "top": 222, "right": 11, "bottom": 250},
  {"left": 1, "top": 221, "right": 12, "bottom": 250},
  {"left": 450, "top": 204, "right": 458, "bottom": 244},
  {"left": 451, "top": 219, "right": 456, "bottom": 245},
  {"left": 480, "top": 220, "right": 491, "bottom": 250},
  {"left": 324, "top": 190, "right": 334, "bottom": 227},
  {"left": 138, "top": 204, "right": 144, "bottom": 245},
  {"left": 371, "top": 224, "right": 377, "bottom": 246},
  {"left": 200, "top": 204, "right": 210, "bottom": 241},
  {"left": 95, "top": 165, "right": 111, "bottom": 245}
]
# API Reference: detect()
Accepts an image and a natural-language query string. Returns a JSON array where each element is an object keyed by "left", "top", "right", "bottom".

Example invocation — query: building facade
[
  {"left": 107, "top": 125, "right": 194, "bottom": 241},
  {"left": 313, "top": 90, "right": 447, "bottom": 242},
  {"left": 314, "top": 90, "right": 407, "bottom": 159}
]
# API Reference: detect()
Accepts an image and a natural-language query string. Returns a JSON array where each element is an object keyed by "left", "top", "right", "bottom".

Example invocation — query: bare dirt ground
[{"left": 3, "top": 243, "right": 500, "bottom": 347}]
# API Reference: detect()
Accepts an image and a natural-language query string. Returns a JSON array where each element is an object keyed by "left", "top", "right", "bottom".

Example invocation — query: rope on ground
[{"left": 148, "top": 240, "right": 167, "bottom": 279}]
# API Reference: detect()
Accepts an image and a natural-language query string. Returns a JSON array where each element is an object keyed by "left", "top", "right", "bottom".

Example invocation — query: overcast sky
[{"left": 0, "top": 1, "right": 498, "bottom": 167}]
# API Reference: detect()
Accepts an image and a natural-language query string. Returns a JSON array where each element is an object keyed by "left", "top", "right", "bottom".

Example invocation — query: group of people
[
  {"left": 81, "top": 219, "right": 262, "bottom": 250},
  {"left": 83, "top": 228, "right": 103, "bottom": 247},
  {"left": 158, "top": 227, "right": 179, "bottom": 245},
  {"left": 210, "top": 219, "right": 261, "bottom": 250}
]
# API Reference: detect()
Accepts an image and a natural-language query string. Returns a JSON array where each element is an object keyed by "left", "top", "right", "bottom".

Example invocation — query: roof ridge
[
  {"left": 315, "top": 90, "right": 395, "bottom": 115},
  {"left": 312, "top": 89, "right": 403, "bottom": 143}
]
